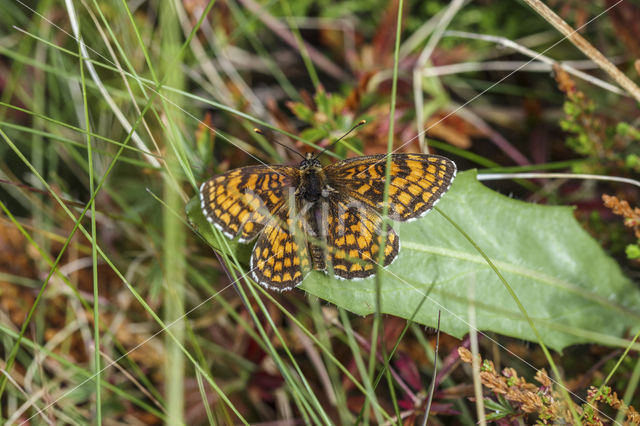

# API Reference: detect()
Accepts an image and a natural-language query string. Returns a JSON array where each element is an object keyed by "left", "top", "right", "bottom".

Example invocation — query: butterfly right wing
[
  {"left": 323, "top": 193, "right": 400, "bottom": 279},
  {"left": 200, "top": 165, "right": 299, "bottom": 242},
  {"left": 324, "top": 154, "right": 456, "bottom": 221}
]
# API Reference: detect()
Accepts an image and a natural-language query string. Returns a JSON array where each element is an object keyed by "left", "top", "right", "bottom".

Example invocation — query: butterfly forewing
[
  {"left": 325, "top": 154, "right": 456, "bottom": 221},
  {"left": 200, "top": 165, "right": 298, "bottom": 242}
]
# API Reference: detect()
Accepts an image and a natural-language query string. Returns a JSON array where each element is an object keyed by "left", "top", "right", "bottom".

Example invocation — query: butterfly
[{"left": 200, "top": 152, "right": 456, "bottom": 291}]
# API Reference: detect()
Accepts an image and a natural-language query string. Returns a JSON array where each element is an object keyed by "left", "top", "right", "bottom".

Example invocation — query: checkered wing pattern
[
  {"left": 200, "top": 152, "right": 456, "bottom": 290},
  {"left": 200, "top": 166, "right": 298, "bottom": 242},
  {"left": 325, "top": 154, "right": 456, "bottom": 221},
  {"left": 324, "top": 194, "right": 399, "bottom": 279},
  {"left": 250, "top": 203, "right": 312, "bottom": 290}
]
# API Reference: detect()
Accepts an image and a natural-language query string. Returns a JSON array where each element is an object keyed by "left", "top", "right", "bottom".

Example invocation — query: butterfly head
[{"left": 300, "top": 152, "right": 321, "bottom": 170}]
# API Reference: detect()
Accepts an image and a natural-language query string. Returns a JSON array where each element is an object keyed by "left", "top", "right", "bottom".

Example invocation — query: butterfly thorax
[{"left": 297, "top": 154, "right": 327, "bottom": 202}]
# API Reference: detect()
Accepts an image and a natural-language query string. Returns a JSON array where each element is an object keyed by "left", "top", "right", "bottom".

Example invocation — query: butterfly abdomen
[{"left": 302, "top": 197, "right": 328, "bottom": 271}]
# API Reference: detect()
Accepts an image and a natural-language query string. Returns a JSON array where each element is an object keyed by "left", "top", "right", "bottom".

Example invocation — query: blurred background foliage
[{"left": 1, "top": 0, "right": 639, "bottom": 424}]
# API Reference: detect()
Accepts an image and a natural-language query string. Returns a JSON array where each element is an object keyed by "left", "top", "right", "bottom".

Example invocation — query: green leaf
[
  {"left": 287, "top": 101, "right": 314, "bottom": 122},
  {"left": 300, "top": 170, "right": 640, "bottom": 351},
  {"left": 299, "top": 127, "right": 328, "bottom": 143},
  {"left": 188, "top": 171, "right": 640, "bottom": 351},
  {"left": 314, "top": 90, "right": 331, "bottom": 116},
  {"left": 483, "top": 396, "right": 515, "bottom": 420},
  {"left": 625, "top": 243, "right": 640, "bottom": 260}
]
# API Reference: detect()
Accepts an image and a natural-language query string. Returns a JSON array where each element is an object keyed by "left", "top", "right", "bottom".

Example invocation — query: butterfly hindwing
[
  {"left": 250, "top": 203, "right": 312, "bottom": 290},
  {"left": 325, "top": 153, "right": 456, "bottom": 221},
  {"left": 200, "top": 165, "right": 298, "bottom": 242},
  {"left": 323, "top": 193, "right": 399, "bottom": 279}
]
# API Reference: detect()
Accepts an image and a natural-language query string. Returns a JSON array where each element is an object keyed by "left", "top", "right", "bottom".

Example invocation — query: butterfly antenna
[
  {"left": 313, "top": 120, "right": 366, "bottom": 160},
  {"left": 254, "top": 128, "right": 306, "bottom": 160}
]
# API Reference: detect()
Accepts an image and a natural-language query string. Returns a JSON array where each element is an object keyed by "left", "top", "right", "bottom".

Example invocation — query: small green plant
[{"left": 556, "top": 66, "right": 640, "bottom": 175}]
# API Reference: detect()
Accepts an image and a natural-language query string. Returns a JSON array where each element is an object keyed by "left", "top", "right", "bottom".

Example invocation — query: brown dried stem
[
  {"left": 602, "top": 194, "right": 640, "bottom": 239},
  {"left": 521, "top": 0, "right": 640, "bottom": 103}
]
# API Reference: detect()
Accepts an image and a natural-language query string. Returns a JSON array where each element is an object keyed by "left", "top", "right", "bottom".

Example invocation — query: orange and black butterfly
[{"left": 200, "top": 151, "right": 456, "bottom": 291}]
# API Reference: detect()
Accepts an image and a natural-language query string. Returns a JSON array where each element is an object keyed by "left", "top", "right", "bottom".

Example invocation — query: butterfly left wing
[
  {"left": 200, "top": 165, "right": 298, "bottom": 242},
  {"left": 251, "top": 202, "right": 313, "bottom": 290},
  {"left": 324, "top": 153, "right": 456, "bottom": 221}
]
